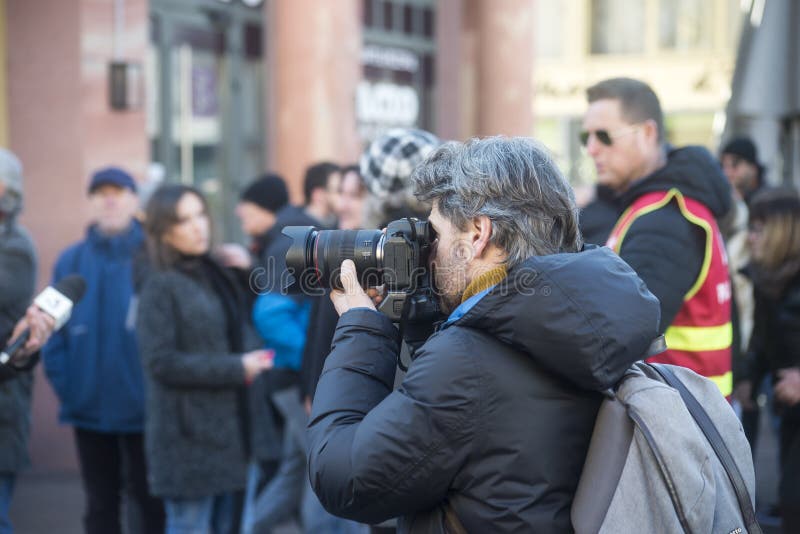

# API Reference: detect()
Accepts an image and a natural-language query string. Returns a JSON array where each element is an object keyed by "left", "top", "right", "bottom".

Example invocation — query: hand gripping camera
[{"left": 282, "top": 218, "right": 440, "bottom": 322}]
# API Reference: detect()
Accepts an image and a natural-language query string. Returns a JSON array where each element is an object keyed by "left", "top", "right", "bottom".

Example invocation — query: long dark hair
[{"left": 144, "top": 184, "right": 211, "bottom": 270}]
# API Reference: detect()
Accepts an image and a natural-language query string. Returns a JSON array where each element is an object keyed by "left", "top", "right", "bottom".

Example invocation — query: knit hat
[
  {"left": 240, "top": 173, "right": 289, "bottom": 214},
  {"left": 360, "top": 128, "right": 441, "bottom": 199},
  {"left": 721, "top": 137, "right": 760, "bottom": 167},
  {"left": 0, "top": 149, "right": 23, "bottom": 215},
  {"left": 89, "top": 167, "right": 138, "bottom": 194}
]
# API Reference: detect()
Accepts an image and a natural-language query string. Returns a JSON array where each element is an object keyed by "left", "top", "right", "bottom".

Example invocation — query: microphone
[{"left": 0, "top": 275, "right": 87, "bottom": 365}]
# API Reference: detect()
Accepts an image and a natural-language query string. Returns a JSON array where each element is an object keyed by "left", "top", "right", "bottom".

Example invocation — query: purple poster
[{"left": 192, "top": 66, "right": 218, "bottom": 117}]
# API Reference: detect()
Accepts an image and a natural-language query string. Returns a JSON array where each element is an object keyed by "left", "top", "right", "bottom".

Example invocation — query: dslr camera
[{"left": 283, "top": 218, "right": 440, "bottom": 322}]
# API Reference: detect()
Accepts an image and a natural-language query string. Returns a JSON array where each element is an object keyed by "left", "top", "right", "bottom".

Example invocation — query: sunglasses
[{"left": 579, "top": 125, "right": 641, "bottom": 147}]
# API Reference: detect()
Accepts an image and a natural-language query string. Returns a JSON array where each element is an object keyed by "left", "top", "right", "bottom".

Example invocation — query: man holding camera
[{"left": 306, "top": 137, "right": 661, "bottom": 532}]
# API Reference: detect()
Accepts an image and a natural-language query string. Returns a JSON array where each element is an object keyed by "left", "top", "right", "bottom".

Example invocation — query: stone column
[
  {"left": 435, "top": 0, "right": 465, "bottom": 141},
  {"left": 442, "top": 0, "right": 535, "bottom": 139},
  {"left": 473, "top": 0, "right": 535, "bottom": 137},
  {"left": 266, "top": 0, "right": 362, "bottom": 204}
]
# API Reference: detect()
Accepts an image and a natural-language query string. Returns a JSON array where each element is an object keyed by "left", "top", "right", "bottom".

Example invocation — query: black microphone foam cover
[{"left": 54, "top": 274, "right": 87, "bottom": 303}]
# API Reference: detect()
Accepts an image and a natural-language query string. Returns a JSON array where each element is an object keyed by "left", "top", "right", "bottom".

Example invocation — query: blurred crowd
[
  {"left": 0, "top": 127, "right": 440, "bottom": 534},
  {"left": 0, "top": 76, "right": 798, "bottom": 534}
]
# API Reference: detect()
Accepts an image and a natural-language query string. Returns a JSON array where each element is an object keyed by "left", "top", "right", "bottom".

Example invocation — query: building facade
[{"left": 532, "top": 0, "right": 743, "bottom": 187}]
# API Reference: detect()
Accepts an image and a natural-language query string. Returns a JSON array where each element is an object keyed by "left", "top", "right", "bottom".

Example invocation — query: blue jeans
[
  {"left": 240, "top": 430, "right": 306, "bottom": 534},
  {"left": 302, "top": 480, "right": 368, "bottom": 534},
  {"left": 241, "top": 445, "right": 366, "bottom": 534},
  {"left": 165, "top": 493, "right": 235, "bottom": 534},
  {"left": 0, "top": 475, "right": 14, "bottom": 534}
]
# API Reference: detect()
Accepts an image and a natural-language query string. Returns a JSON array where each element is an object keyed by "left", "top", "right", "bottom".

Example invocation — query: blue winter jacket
[
  {"left": 250, "top": 205, "right": 317, "bottom": 370},
  {"left": 42, "top": 222, "right": 146, "bottom": 432},
  {"left": 252, "top": 294, "right": 310, "bottom": 370}
]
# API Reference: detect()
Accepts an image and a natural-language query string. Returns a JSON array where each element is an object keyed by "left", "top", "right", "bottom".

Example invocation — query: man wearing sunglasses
[{"left": 582, "top": 77, "right": 734, "bottom": 398}]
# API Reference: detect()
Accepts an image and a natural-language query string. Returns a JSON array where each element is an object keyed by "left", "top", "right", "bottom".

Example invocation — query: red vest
[{"left": 607, "top": 189, "right": 733, "bottom": 396}]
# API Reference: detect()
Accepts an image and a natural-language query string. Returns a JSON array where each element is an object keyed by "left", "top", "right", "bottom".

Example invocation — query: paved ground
[
  {"left": 8, "top": 405, "right": 785, "bottom": 533},
  {"left": 8, "top": 473, "right": 301, "bottom": 534},
  {"left": 752, "top": 401, "right": 783, "bottom": 534},
  {"left": 9, "top": 471, "right": 83, "bottom": 534}
]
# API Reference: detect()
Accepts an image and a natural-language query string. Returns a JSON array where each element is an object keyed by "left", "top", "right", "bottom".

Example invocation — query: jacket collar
[
  {"left": 87, "top": 219, "right": 143, "bottom": 257},
  {"left": 442, "top": 266, "right": 507, "bottom": 329}
]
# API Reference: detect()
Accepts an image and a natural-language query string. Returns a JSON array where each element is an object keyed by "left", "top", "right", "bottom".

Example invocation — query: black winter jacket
[
  {"left": 300, "top": 291, "right": 337, "bottom": 401},
  {"left": 308, "top": 246, "right": 661, "bottom": 532},
  {"left": 247, "top": 205, "right": 320, "bottom": 462},
  {"left": 578, "top": 184, "right": 618, "bottom": 246},
  {"left": 744, "top": 271, "right": 800, "bottom": 408},
  {"left": 616, "top": 146, "right": 732, "bottom": 332}
]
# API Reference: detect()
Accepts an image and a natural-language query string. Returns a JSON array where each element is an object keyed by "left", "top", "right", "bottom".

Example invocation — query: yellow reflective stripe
[
  {"left": 708, "top": 371, "right": 733, "bottom": 397},
  {"left": 608, "top": 205, "right": 636, "bottom": 252},
  {"left": 668, "top": 190, "right": 713, "bottom": 301},
  {"left": 664, "top": 322, "right": 733, "bottom": 352},
  {"left": 612, "top": 190, "right": 678, "bottom": 253},
  {"left": 612, "top": 189, "right": 714, "bottom": 301}
]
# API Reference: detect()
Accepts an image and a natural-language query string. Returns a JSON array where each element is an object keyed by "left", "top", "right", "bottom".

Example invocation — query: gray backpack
[{"left": 571, "top": 360, "right": 762, "bottom": 534}]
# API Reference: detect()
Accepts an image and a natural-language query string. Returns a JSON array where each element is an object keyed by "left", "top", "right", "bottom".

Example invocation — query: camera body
[
  {"left": 376, "top": 218, "right": 440, "bottom": 322},
  {"left": 283, "top": 218, "right": 440, "bottom": 322}
]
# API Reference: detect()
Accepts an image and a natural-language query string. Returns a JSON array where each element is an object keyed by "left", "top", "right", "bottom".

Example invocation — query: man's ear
[
  {"left": 470, "top": 215, "right": 493, "bottom": 258},
  {"left": 640, "top": 119, "right": 659, "bottom": 146}
]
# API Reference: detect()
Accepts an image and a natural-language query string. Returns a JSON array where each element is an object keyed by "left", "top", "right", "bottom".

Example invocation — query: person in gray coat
[
  {"left": 0, "top": 148, "right": 54, "bottom": 534},
  {"left": 137, "top": 184, "right": 272, "bottom": 534}
]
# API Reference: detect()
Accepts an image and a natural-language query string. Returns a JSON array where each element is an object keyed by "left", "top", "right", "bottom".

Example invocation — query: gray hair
[
  {"left": 0, "top": 148, "right": 23, "bottom": 218},
  {"left": 412, "top": 136, "right": 582, "bottom": 267}
]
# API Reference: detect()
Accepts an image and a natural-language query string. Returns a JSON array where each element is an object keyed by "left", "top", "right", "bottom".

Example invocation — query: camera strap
[
  {"left": 396, "top": 294, "right": 413, "bottom": 372},
  {"left": 396, "top": 217, "right": 418, "bottom": 373},
  {"left": 406, "top": 216, "right": 418, "bottom": 241}
]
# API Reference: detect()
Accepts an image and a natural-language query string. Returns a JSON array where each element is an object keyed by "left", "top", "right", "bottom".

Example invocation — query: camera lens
[{"left": 283, "top": 226, "right": 383, "bottom": 291}]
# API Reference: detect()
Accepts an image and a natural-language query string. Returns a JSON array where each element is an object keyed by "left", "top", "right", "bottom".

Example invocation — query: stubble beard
[{"left": 432, "top": 257, "right": 469, "bottom": 316}]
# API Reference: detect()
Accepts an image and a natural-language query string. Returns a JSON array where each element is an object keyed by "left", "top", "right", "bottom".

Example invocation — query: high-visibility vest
[{"left": 606, "top": 188, "right": 733, "bottom": 396}]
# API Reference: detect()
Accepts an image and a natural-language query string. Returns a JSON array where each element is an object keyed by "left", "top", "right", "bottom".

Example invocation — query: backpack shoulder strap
[
  {"left": 571, "top": 390, "right": 635, "bottom": 533},
  {"left": 648, "top": 364, "right": 762, "bottom": 534}
]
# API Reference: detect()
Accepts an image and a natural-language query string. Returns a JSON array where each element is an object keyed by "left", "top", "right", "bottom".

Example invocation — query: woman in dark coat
[
  {"left": 735, "top": 187, "right": 800, "bottom": 534},
  {"left": 137, "top": 185, "right": 272, "bottom": 533}
]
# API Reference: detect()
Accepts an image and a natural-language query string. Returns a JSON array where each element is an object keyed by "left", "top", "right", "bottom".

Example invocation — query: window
[
  {"left": 659, "top": 0, "right": 712, "bottom": 51},
  {"left": 360, "top": 0, "right": 436, "bottom": 140},
  {"left": 665, "top": 112, "right": 715, "bottom": 147},
  {"left": 591, "top": 0, "right": 645, "bottom": 54},
  {"left": 534, "top": 1, "right": 564, "bottom": 58}
]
